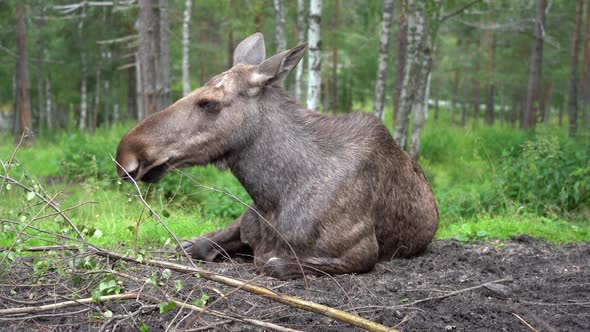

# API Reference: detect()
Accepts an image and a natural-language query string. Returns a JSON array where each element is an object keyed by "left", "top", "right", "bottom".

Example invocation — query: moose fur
[{"left": 115, "top": 33, "right": 439, "bottom": 280}]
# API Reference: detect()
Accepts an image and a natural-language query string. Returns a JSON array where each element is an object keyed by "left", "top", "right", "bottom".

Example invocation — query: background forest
[{"left": 1, "top": 0, "right": 589, "bottom": 249}]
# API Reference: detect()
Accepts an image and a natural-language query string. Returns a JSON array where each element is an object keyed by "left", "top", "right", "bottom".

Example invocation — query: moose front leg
[{"left": 179, "top": 208, "right": 254, "bottom": 261}]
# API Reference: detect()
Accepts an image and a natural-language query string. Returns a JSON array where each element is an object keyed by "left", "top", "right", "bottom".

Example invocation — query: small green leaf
[
  {"left": 139, "top": 322, "right": 150, "bottom": 332},
  {"left": 476, "top": 230, "right": 488, "bottom": 238},
  {"left": 192, "top": 292, "right": 210, "bottom": 307},
  {"left": 455, "top": 233, "right": 469, "bottom": 242},
  {"left": 174, "top": 280, "right": 184, "bottom": 292},
  {"left": 162, "top": 210, "right": 171, "bottom": 218},
  {"left": 159, "top": 301, "right": 176, "bottom": 314},
  {"left": 26, "top": 191, "right": 36, "bottom": 201},
  {"left": 161, "top": 269, "right": 172, "bottom": 280}
]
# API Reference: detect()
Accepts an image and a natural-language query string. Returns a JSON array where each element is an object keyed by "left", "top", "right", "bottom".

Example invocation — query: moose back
[{"left": 115, "top": 33, "right": 439, "bottom": 280}]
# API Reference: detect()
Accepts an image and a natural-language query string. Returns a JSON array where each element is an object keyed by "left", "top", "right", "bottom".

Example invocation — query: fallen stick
[
  {"left": 513, "top": 313, "right": 540, "bottom": 332},
  {"left": 91, "top": 247, "right": 397, "bottom": 332},
  {"left": 172, "top": 300, "right": 304, "bottom": 332},
  {"left": 0, "top": 245, "right": 79, "bottom": 252},
  {"left": 398, "top": 277, "right": 512, "bottom": 308},
  {"left": 0, "top": 292, "right": 140, "bottom": 316}
]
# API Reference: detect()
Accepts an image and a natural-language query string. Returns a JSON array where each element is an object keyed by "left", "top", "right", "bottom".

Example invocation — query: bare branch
[
  {"left": 440, "top": 0, "right": 483, "bottom": 23},
  {"left": 96, "top": 35, "right": 138, "bottom": 45}
]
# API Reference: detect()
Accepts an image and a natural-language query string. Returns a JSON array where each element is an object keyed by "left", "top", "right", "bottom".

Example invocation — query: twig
[
  {"left": 440, "top": 0, "right": 482, "bottom": 23},
  {"left": 172, "top": 300, "right": 304, "bottom": 332},
  {"left": 0, "top": 292, "right": 140, "bottom": 315},
  {"left": 0, "top": 175, "right": 86, "bottom": 240},
  {"left": 398, "top": 277, "right": 511, "bottom": 308},
  {"left": 513, "top": 313, "right": 540, "bottom": 332},
  {"left": 0, "top": 245, "right": 79, "bottom": 252},
  {"left": 184, "top": 319, "right": 233, "bottom": 331},
  {"left": 90, "top": 247, "right": 397, "bottom": 332},
  {"left": 0, "top": 308, "right": 92, "bottom": 321},
  {"left": 0, "top": 131, "right": 24, "bottom": 193}
]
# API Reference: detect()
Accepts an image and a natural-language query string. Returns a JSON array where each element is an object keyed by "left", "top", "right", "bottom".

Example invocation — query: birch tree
[
  {"left": 182, "top": 0, "right": 192, "bottom": 96},
  {"left": 393, "top": 0, "right": 427, "bottom": 151},
  {"left": 14, "top": 1, "right": 33, "bottom": 143},
  {"left": 274, "top": 0, "right": 286, "bottom": 53},
  {"left": 307, "top": 0, "right": 322, "bottom": 112},
  {"left": 373, "top": 0, "right": 394, "bottom": 121},
  {"left": 78, "top": 3, "right": 88, "bottom": 131},
  {"left": 295, "top": 0, "right": 306, "bottom": 102},
  {"left": 523, "top": 0, "right": 546, "bottom": 130},
  {"left": 394, "top": 0, "right": 408, "bottom": 119}
]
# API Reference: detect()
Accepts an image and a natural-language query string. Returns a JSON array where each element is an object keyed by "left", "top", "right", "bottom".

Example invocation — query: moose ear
[
  {"left": 233, "top": 33, "right": 266, "bottom": 66},
  {"left": 251, "top": 42, "right": 307, "bottom": 86}
]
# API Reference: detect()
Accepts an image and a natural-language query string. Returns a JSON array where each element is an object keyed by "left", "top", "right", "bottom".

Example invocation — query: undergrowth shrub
[{"left": 497, "top": 134, "right": 590, "bottom": 216}]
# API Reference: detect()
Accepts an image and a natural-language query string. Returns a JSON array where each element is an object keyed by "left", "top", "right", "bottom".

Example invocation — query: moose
[{"left": 115, "top": 33, "right": 439, "bottom": 280}]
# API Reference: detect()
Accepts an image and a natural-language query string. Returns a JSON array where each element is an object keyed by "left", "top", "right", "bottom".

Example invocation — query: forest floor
[{"left": 1, "top": 236, "right": 589, "bottom": 332}]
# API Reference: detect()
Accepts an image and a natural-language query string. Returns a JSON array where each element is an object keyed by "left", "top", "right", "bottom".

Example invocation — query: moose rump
[{"left": 115, "top": 33, "right": 439, "bottom": 280}]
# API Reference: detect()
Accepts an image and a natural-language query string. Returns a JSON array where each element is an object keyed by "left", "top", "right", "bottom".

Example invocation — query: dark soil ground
[{"left": 1, "top": 236, "right": 589, "bottom": 331}]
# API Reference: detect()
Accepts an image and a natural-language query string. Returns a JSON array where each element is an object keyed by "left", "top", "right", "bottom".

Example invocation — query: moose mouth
[{"left": 139, "top": 162, "right": 171, "bottom": 183}]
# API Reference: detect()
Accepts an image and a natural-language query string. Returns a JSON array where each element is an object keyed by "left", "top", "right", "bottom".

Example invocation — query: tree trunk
[
  {"left": 523, "top": 0, "right": 547, "bottom": 131},
  {"left": 182, "top": 0, "right": 192, "bottom": 95},
  {"left": 157, "top": 0, "right": 171, "bottom": 110},
  {"left": 254, "top": 5, "right": 263, "bottom": 32},
  {"left": 138, "top": 0, "right": 157, "bottom": 118},
  {"left": 394, "top": 0, "right": 426, "bottom": 150},
  {"left": 45, "top": 70, "right": 53, "bottom": 129},
  {"left": 393, "top": 0, "right": 408, "bottom": 120},
  {"left": 410, "top": 68, "right": 432, "bottom": 159},
  {"left": 104, "top": 74, "right": 111, "bottom": 127},
  {"left": 542, "top": 82, "right": 553, "bottom": 125},
  {"left": 520, "top": 87, "right": 527, "bottom": 129},
  {"left": 472, "top": 39, "right": 481, "bottom": 127},
  {"left": 510, "top": 89, "right": 518, "bottom": 128},
  {"left": 274, "top": 0, "right": 286, "bottom": 53},
  {"left": 15, "top": 1, "right": 33, "bottom": 143},
  {"left": 331, "top": 0, "right": 339, "bottom": 113},
  {"left": 35, "top": 4, "right": 46, "bottom": 131},
  {"left": 434, "top": 79, "right": 440, "bottom": 123},
  {"left": 484, "top": 28, "right": 495, "bottom": 126},
  {"left": 295, "top": 0, "right": 306, "bottom": 102},
  {"left": 568, "top": 0, "right": 584, "bottom": 137},
  {"left": 461, "top": 80, "right": 468, "bottom": 127},
  {"left": 78, "top": 3, "right": 88, "bottom": 131},
  {"left": 451, "top": 68, "right": 460, "bottom": 125},
  {"left": 372, "top": 0, "right": 395, "bottom": 121},
  {"left": 113, "top": 72, "right": 120, "bottom": 124},
  {"left": 581, "top": 0, "right": 590, "bottom": 130},
  {"left": 92, "top": 64, "right": 101, "bottom": 134},
  {"left": 307, "top": 0, "right": 322, "bottom": 112}
]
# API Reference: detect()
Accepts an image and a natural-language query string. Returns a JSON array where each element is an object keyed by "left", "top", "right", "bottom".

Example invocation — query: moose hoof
[{"left": 177, "top": 238, "right": 220, "bottom": 261}]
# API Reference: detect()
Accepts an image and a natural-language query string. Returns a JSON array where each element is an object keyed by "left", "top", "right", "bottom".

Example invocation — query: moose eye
[{"left": 197, "top": 100, "right": 220, "bottom": 112}]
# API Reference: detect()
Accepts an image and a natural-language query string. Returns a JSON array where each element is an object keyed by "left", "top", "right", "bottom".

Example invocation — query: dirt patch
[{"left": 1, "top": 237, "right": 589, "bottom": 331}]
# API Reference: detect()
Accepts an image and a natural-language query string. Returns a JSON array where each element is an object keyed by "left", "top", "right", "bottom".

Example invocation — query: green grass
[
  {"left": 1, "top": 112, "right": 589, "bottom": 252},
  {"left": 437, "top": 213, "right": 590, "bottom": 243}
]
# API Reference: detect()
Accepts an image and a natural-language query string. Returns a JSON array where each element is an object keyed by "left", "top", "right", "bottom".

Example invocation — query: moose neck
[{"left": 227, "top": 88, "right": 322, "bottom": 212}]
